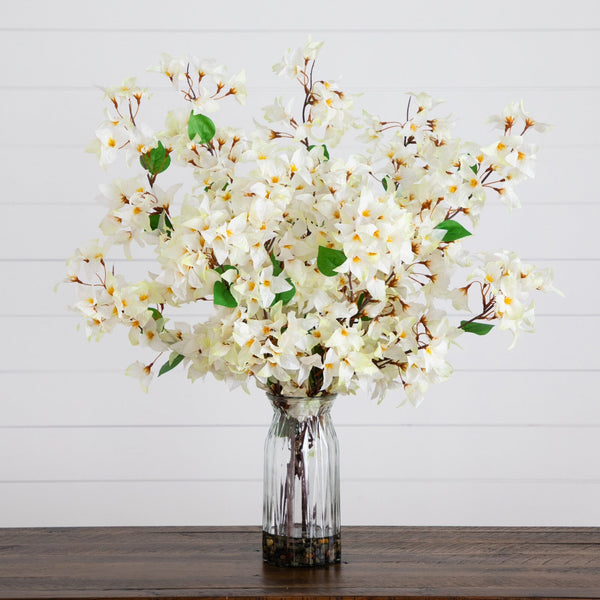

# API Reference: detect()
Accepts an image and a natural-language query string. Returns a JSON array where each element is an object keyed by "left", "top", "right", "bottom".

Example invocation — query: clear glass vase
[{"left": 262, "top": 393, "right": 341, "bottom": 567}]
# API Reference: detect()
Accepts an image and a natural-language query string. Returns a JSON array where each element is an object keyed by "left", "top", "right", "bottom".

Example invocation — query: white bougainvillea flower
[
  {"left": 321, "top": 348, "right": 340, "bottom": 390},
  {"left": 227, "top": 70, "right": 247, "bottom": 105},
  {"left": 486, "top": 101, "right": 521, "bottom": 132},
  {"left": 258, "top": 266, "right": 293, "bottom": 308},
  {"left": 273, "top": 36, "right": 323, "bottom": 78},
  {"left": 297, "top": 353, "right": 323, "bottom": 386},
  {"left": 151, "top": 53, "right": 187, "bottom": 88},
  {"left": 125, "top": 361, "right": 154, "bottom": 392},
  {"left": 89, "top": 123, "right": 129, "bottom": 167},
  {"left": 66, "top": 38, "right": 556, "bottom": 402},
  {"left": 102, "top": 77, "right": 146, "bottom": 104},
  {"left": 517, "top": 101, "right": 552, "bottom": 133}
]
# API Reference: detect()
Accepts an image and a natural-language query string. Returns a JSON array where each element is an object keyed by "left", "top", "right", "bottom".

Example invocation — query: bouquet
[{"left": 67, "top": 38, "right": 557, "bottom": 404}]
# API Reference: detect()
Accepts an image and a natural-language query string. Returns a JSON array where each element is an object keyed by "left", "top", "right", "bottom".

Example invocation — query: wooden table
[{"left": 0, "top": 526, "right": 599, "bottom": 599}]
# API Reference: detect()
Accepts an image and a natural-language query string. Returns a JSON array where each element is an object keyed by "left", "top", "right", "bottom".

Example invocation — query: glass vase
[{"left": 262, "top": 393, "right": 341, "bottom": 567}]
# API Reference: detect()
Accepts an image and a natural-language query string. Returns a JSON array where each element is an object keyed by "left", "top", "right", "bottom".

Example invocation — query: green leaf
[
  {"left": 271, "top": 278, "right": 296, "bottom": 306},
  {"left": 317, "top": 245, "right": 347, "bottom": 277},
  {"left": 308, "top": 144, "right": 330, "bottom": 160},
  {"left": 148, "top": 308, "right": 162, "bottom": 321},
  {"left": 269, "top": 253, "right": 283, "bottom": 276},
  {"left": 148, "top": 211, "right": 173, "bottom": 235},
  {"left": 139, "top": 141, "right": 170, "bottom": 176},
  {"left": 148, "top": 213, "right": 160, "bottom": 231},
  {"left": 381, "top": 175, "right": 397, "bottom": 191},
  {"left": 460, "top": 320, "right": 494, "bottom": 335},
  {"left": 188, "top": 112, "right": 216, "bottom": 144},
  {"left": 435, "top": 219, "right": 472, "bottom": 242},
  {"left": 158, "top": 352, "right": 185, "bottom": 377},
  {"left": 213, "top": 280, "right": 237, "bottom": 308}
]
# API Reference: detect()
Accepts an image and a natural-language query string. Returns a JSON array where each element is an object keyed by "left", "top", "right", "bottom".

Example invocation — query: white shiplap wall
[{"left": 1, "top": 0, "right": 599, "bottom": 527}]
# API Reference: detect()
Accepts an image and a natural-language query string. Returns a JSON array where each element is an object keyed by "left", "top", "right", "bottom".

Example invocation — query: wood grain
[{"left": 0, "top": 526, "right": 599, "bottom": 599}]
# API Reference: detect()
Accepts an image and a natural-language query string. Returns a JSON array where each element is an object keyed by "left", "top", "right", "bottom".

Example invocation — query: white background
[{"left": 1, "top": 0, "right": 599, "bottom": 527}]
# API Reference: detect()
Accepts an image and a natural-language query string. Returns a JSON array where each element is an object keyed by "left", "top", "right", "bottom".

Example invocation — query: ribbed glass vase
[{"left": 262, "top": 393, "right": 341, "bottom": 567}]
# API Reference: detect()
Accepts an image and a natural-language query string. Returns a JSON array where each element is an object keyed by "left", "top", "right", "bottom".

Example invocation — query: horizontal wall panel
[
  {"left": 347, "top": 479, "right": 600, "bottom": 527},
  {"left": 0, "top": 31, "right": 597, "bottom": 90},
  {"left": 2, "top": 314, "right": 596, "bottom": 372},
  {"left": 1, "top": 370, "right": 598, "bottom": 427},
  {"left": 2, "top": 0, "right": 598, "bottom": 532},
  {"left": 1, "top": 203, "right": 592, "bottom": 260},
  {"left": 3, "top": 0, "right": 598, "bottom": 31},
  {"left": 0, "top": 87, "right": 595, "bottom": 151},
  {"left": 0, "top": 256, "right": 582, "bottom": 317},
  {"left": 0, "top": 480, "right": 261, "bottom": 527},
  {"left": 1, "top": 425, "right": 598, "bottom": 482},
  {"left": 0, "top": 479, "right": 598, "bottom": 527}
]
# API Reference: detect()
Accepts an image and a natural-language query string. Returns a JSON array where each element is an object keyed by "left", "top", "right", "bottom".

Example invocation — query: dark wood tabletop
[{"left": 0, "top": 526, "right": 599, "bottom": 599}]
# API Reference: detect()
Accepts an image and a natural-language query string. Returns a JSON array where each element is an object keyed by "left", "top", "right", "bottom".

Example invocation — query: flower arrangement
[{"left": 67, "top": 38, "right": 556, "bottom": 404}]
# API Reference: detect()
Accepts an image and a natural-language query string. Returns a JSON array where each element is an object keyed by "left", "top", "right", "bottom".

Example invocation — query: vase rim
[
  {"left": 266, "top": 392, "right": 337, "bottom": 402},
  {"left": 266, "top": 392, "right": 337, "bottom": 416}
]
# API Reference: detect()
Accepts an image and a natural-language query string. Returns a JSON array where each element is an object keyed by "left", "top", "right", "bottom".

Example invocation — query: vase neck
[{"left": 266, "top": 393, "right": 336, "bottom": 419}]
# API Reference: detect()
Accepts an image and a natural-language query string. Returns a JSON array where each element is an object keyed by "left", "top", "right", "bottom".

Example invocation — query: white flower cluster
[{"left": 68, "top": 39, "right": 557, "bottom": 404}]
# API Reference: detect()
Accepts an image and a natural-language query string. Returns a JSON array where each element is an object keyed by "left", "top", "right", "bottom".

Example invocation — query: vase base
[{"left": 262, "top": 531, "right": 341, "bottom": 567}]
